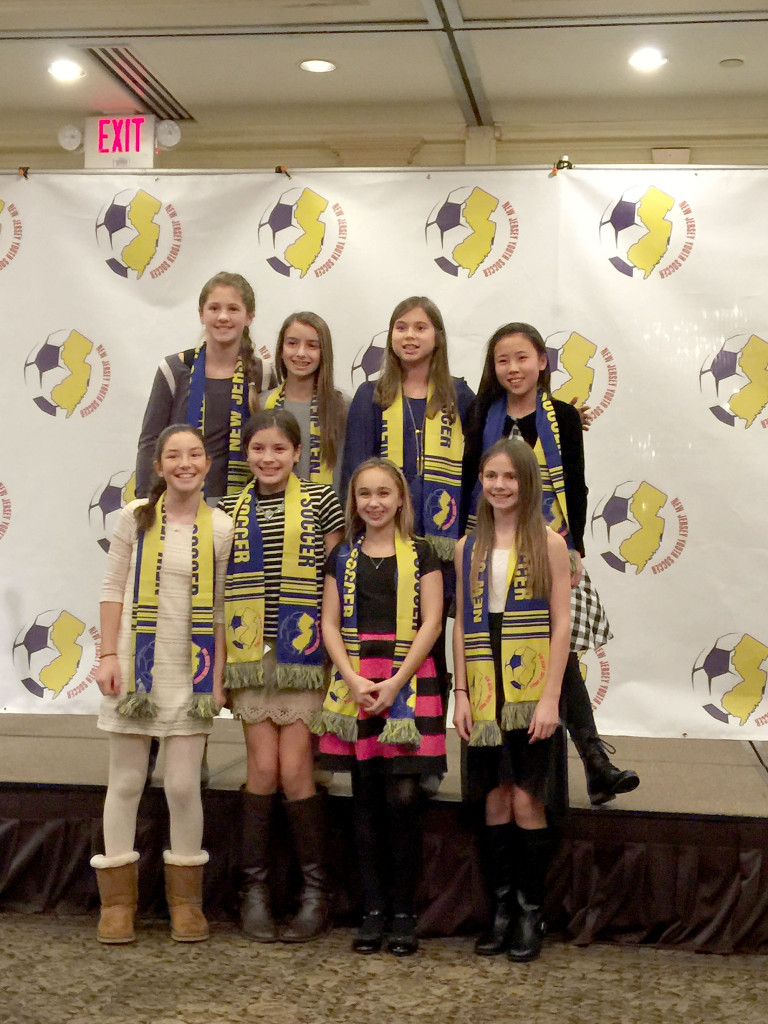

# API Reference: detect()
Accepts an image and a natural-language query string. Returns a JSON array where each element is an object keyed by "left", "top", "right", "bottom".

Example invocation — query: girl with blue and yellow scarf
[
  {"left": 454, "top": 437, "right": 571, "bottom": 963},
  {"left": 316, "top": 458, "right": 444, "bottom": 957},
  {"left": 221, "top": 408, "right": 344, "bottom": 945}
]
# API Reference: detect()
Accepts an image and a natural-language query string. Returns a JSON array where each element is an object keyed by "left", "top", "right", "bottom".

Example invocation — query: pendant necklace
[{"left": 404, "top": 395, "right": 426, "bottom": 475}]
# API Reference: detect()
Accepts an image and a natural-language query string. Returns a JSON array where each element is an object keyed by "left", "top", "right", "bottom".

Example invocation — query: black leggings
[{"left": 351, "top": 769, "right": 422, "bottom": 916}]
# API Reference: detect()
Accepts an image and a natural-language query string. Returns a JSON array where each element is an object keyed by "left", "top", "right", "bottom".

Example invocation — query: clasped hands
[{"left": 348, "top": 673, "right": 402, "bottom": 717}]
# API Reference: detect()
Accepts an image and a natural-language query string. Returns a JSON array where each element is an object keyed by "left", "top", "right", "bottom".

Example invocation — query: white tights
[{"left": 102, "top": 733, "right": 207, "bottom": 858}]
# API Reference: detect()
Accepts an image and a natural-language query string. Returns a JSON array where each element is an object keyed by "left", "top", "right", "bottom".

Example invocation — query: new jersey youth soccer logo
[
  {"left": 12, "top": 609, "right": 100, "bottom": 703},
  {"left": 599, "top": 184, "right": 696, "bottom": 281},
  {"left": 699, "top": 332, "right": 768, "bottom": 429},
  {"left": 258, "top": 187, "right": 347, "bottom": 278},
  {"left": 591, "top": 480, "right": 688, "bottom": 576},
  {"left": 0, "top": 197, "right": 22, "bottom": 271},
  {"left": 545, "top": 330, "right": 618, "bottom": 421},
  {"left": 692, "top": 632, "right": 768, "bottom": 729},
  {"left": 24, "top": 329, "right": 111, "bottom": 419},
  {"left": 95, "top": 188, "right": 182, "bottom": 280},
  {"left": 425, "top": 185, "right": 518, "bottom": 279}
]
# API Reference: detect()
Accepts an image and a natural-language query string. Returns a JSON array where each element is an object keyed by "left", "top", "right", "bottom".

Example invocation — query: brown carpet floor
[{"left": 1, "top": 915, "right": 765, "bottom": 1024}]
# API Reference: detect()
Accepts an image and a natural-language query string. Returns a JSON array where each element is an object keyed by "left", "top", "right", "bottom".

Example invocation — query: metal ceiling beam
[{"left": 420, "top": 0, "right": 493, "bottom": 127}]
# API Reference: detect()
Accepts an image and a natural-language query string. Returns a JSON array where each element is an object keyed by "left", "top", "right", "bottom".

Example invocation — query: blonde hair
[
  {"left": 373, "top": 296, "right": 457, "bottom": 420},
  {"left": 470, "top": 438, "right": 551, "bottom": 599},
  {"left": 274, "top": 312, "right": 347, "bottom": 469},
  {"left": 345, "top": 458, "right": 414, "bottom": 544}
]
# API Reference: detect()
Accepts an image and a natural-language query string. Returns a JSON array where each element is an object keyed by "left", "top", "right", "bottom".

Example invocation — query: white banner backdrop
[{"left": 0, "top": 167, "right": 766, "bottom": 738}]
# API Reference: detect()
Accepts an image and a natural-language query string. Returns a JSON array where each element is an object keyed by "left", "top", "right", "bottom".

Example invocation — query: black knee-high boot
[
  {"left": 281, "top": 793, "right": 331, "bottom": 942},
  {"left": 240, "top": 791, "right": 277, "bottom": 942},
  {"left": 563, "top": 653, "right": 639, "bottom": 806},
  {"left": 475, "top": 821, "right": 517, "bottom": 956},
  {"left": 507, "top": 826, "right": 550, "bottom": 963}
]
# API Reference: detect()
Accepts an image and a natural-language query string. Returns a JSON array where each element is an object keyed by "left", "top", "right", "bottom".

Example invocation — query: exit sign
[{"left": 85, "top": 115, "right": 156, "bottom": 168}]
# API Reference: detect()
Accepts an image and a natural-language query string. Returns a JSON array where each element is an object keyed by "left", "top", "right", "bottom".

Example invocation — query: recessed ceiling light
[
  {"left": 300, "top": 59, "right": 336, "bottom": 74},
  {"left": 719, "top": 58, "right": 744, "bottom": 68},
  {"left": 629, "top": 47, "right": 668, "bottom": 72},
  {"left": 48, "top": 59, "right": 86, "bottom": 82}
]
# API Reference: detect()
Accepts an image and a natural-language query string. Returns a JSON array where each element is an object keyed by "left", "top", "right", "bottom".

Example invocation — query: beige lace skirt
[{"left": 228, "top": 645, "right": 325, "bottom": 726}]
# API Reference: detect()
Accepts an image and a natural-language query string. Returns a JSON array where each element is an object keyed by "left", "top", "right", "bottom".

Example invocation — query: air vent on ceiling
[{"left": 86, "top": 46, "right": 194, "bottom": 121}]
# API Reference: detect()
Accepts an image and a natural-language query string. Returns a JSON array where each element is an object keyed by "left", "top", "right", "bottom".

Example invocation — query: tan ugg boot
[
  {"left": 90, "top": 851, "right": 140, "bottom": 944},
  {"left": 163, "top": 850, "right": 210, "bottom": 942}
]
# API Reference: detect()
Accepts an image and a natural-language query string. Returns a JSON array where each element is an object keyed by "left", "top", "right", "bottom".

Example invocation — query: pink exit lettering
[{"left": 97, "top": 117, "right": 146, "bottom": 154}]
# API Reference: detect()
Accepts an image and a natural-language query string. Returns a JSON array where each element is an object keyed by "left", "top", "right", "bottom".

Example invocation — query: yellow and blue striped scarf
[
  {"left": 187, "top": 344, "right": 251, "bottom": 495},
  {"left": 462, "top": 534, "right": 550, "bottom": 745},
  {"left": 224, "top": 475, "right": 326, "bottom": 691},
  {"left": 313, "top": 533, "right": 421, "bottom": 745},
  {"left": 382, "top": 384, "right": 463, "bottom": 559},
  {"left": 120, "top": 495, "right": 217, "bottom": 720}
]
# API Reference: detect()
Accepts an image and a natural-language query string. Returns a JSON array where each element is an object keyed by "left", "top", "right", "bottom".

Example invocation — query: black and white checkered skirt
[{"left": 570, "top": 564, "right": 612, "bottom": 652}]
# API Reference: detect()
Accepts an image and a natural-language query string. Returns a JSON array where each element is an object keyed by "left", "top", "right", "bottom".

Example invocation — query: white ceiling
[{"left": 2, "top": 1, "right": 767, "bottom": 167}]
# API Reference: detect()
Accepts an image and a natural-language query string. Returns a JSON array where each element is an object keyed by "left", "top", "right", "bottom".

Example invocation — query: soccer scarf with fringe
[
  {"left": 119, "top": 496, "right": 217, "bottom": 721},
  {"left": 312, "top": 533, "right": 421, "bottom": 746},
  {"left": 224, "top": 474, "right": 326, "bottom": 691},
  {"left": 461, "top": 534, "right": 551, "bottom": 745},
  {"left": 265, "top": 385, "right": 333, "bottom": 485},
  {"left": 466, "top": 391, "right": 573, "bottom": 548},
  {"left": 381, "top": 385, "right": 463, "bottom": 560},
  {"left": 187, "top": 344, "right": 251, "bottom": 496}
]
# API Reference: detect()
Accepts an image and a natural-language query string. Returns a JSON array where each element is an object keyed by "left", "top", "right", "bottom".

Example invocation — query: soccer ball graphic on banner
[
  {"left": 692, "top": 633, "right": 768, "bottom": 727},
  {"left": 425, "top": 185, "right": 498, "bottom": 278},
  {"left": 96, "top": 188, "right": 162, "bottom": 279},
  {"left": 351, "top": 331, "right": 387, "bottom": 390},
  {"left": 24, "top": 329, "right": 94, "bottom": 418},
  {"left": 599, "top": 184, "right": 674, "bottom": 279},
  {"left": 258, "top": 187, "right": 328, "bottom": 278},
  {"left": 591, "top": 480, "right": 667, "bottom": 574},
  {"left": 12, "top": 609, "right": 86, "bottom": 700},
  {"left": 89, "top": 470, "right": 137, "bottom": 553},
  {"left": 699, "top": 333, "right": 768, "bottom": 428}
]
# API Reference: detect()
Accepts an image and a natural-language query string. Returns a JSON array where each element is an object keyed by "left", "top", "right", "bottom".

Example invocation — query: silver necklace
[
  {"left": 404, "top": 395, "right": 426, "bottom": 475},
  {"left": 257, "top": 497, "right": 284, "bottom": 521}
]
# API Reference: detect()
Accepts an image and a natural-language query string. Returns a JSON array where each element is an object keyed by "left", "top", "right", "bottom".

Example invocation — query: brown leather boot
[
  {"left": 163, "top": 850, "right": 210, "bottom": 942},
  {"left": 90, "top": 851, "right": 140, "bottom": 944}
]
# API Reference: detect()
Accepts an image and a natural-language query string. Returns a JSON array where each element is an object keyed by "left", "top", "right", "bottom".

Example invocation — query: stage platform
[{"left": 1, "top": 715, "right": 767, "bottom": 953}]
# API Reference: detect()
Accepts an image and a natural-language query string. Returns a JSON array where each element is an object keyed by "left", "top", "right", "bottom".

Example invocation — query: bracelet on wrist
[
  {"left": 100, "top": 652, "right": 117, "bottom": 658},
  {"left": 454, "top": 688, "right": 469, "bottom": 693}
]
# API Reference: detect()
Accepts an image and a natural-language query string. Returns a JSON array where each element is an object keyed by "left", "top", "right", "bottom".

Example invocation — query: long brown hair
[
  {"left": 198, "top": 271, "right": 263, "bottom": 412},
  {"left": 134, "top": 424, "right": 207, "bottom": 532},
  {"left": 345, "top": 458, "right": 414, "bottom": 544},
  {"left": 472, "top": 322, "right": 551, "bottom": 431},
  {"left": 373, "top": 296, "right": 457, "bottom": 420},
  {"left": 470, "top": 438, "right": 551, "bottom": 599},
  {"left": 274, "top": 311, "right": 347, "bottom": 470}
]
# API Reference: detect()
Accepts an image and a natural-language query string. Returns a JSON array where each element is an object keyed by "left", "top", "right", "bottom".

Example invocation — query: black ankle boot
[
  {"left": 574, "top": 733, "right": 640, "bottom": 806},
  {"left": 387, "top": 913, "right": 418, "bottom": 957},
  {"left": 506, "top": 891, "right": 545, "bottom": 963},
  {"left": 352, "top": 910, "right": 385, "bottom": 954},
  {"left": 475, "top": 822, "right": 516, "bottom": 956}
]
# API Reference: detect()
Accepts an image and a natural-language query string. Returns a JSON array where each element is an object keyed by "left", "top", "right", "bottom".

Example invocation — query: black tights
[
  {"left": 351, "top": 770, "right": 422, "bottom": 916},
  {"left": 561, "top": 652, "right": 598, "bottom": 738}
]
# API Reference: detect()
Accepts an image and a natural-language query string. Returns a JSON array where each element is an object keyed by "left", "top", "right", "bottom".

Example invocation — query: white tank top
[{"left": 489, "top": 547, "right": 511, "bottom": 613}]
